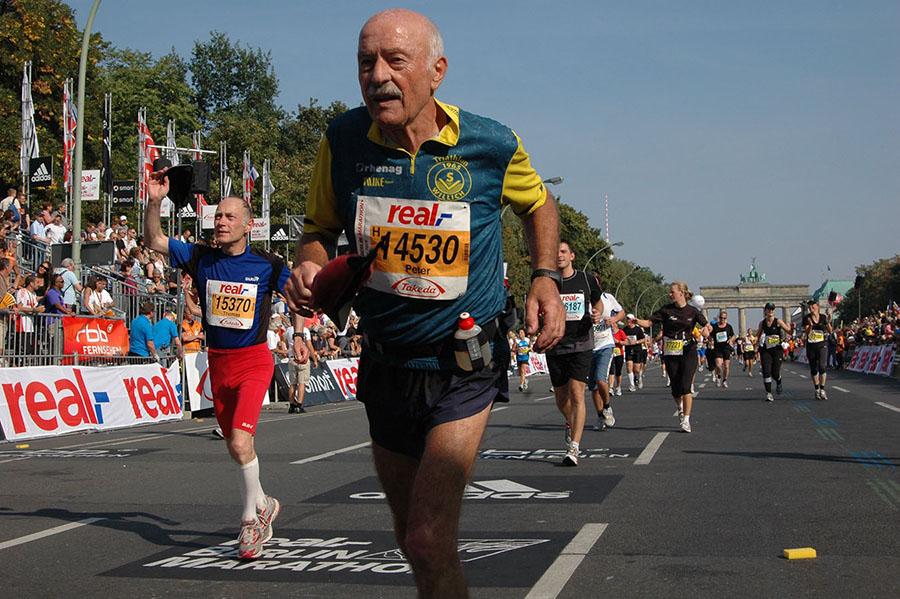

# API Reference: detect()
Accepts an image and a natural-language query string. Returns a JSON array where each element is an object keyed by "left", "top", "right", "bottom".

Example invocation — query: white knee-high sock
[
  {"left": 239, "top": 457, "right": 267, "bottom": 522},
  {"left": 628, "top": 372, "right": 635, "bottom": 386}
]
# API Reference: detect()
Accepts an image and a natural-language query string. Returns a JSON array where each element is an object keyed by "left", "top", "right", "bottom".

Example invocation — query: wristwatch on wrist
[
  {"left": 531, "top": 268, "right": 562, "bottom": 291},
  {"left": 292, "top": 332, "right": 304, "bottom": 338}
]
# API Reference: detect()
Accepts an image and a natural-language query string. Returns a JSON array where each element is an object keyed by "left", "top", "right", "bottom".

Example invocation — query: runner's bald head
[
  {"left": 220, "top": 196, "right": 253, "bottom": 224},
  {"left": 360, "top": 9, "right": 445, "bottom": 70}
]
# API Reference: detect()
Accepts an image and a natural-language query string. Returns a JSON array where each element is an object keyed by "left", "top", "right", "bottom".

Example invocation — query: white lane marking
[
  {"left": 291, "top": 441, "right": 371, "bottom": 465},
  {"left": 799, "top": 374, "right": 807, "bottom": 379},
  {"left": 875, "top": 402, "right": 900, "bottom": 414},
  {"left": 0, "top": 457, "right": 31, "bottom": 465},
  {"left": 526, "top": 523, "right": 608, "bottom": 599},
  {"left": 634, "top": 432, "right": 669, "bottom": 466},
  {"left": 533, "top": 395, "right": 554, "bottom": 402},
  {"left": 0, "top": 518, "right": 102, "bottom": 551},
  {"left": 833, "top": 386, "right": 850, "bottom": 393},
  {"left": 491, "top": 406, "right": 509, "bottom": 412}
]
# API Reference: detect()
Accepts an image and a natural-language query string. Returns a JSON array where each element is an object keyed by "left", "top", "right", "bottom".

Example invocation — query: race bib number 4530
[
  {"left": 206, "top": 279, "right": 257, "bottom": 330},
  {"left": 355, "top": 196, "right": 470, "bottom": 300}
]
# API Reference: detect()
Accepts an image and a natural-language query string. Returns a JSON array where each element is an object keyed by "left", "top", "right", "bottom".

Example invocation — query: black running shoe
[{"left": 776, "top": 380, "right": 783, "bottom": 394}]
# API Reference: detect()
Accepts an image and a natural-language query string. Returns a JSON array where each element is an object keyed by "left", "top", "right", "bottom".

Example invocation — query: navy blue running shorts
[{"left": 356, "top": 347, "right": 510, "bottom": 459}]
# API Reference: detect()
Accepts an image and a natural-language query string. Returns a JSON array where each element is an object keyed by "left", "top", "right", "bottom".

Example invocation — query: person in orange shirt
[{"left": 181, "top": 310, "right": 204, "bottom": 353}]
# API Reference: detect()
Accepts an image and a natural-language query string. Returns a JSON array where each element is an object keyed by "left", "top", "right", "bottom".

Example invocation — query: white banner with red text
[
  {"left": 847, "top": 345, "right": 895, "bottom": 376},
  {"left": 182, "top": 351, "right": 270, "bottom": 412},
  {"left": 0, "top": 362, "right": 183, "bottom": 442}
]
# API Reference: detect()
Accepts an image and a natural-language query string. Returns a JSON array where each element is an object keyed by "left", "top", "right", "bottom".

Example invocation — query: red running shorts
[{"left": 207, "top": 343, "right": 274, "bottom": 437}]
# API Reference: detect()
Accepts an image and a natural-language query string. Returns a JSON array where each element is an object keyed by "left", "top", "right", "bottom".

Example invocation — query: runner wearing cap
[
  {"left": 755, "top": 302, "right": 794, "bottom": 401},
  {"left": 622, "top": 314, "right": 645, "bottom": 392},
  {"left": 144, "top": 172, "right": 309, "bottom": 560},
  {"left": 803, "top": 300, "right": 833, "bottom": 400},
  {"left": 711, "top": 310, "right": 736, "bottom": 388},
  {"left": 282, "top": 9, "right": 565, "bottom": 595},
  {"left": 634, "top": 282, "right": 710, "bottom": 432}
]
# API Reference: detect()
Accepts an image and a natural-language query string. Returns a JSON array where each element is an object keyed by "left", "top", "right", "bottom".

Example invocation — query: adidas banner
[
  {"left": 28, "top": 156, "right": 53, "bottom": 188},
  {"left": 270, "top": 223, "right": 292, "bottom": 242}
]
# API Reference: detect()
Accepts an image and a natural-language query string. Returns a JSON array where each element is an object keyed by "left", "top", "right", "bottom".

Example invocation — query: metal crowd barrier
[{"left": 80, "top": 264, "right": 178, "bottom": 324}]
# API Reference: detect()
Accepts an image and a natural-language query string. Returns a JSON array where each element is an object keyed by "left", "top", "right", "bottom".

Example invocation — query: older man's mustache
[{"left": 367, "top": 82, "right": 403, "bottom": 101}]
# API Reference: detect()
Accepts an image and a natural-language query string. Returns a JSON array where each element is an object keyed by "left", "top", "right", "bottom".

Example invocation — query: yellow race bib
[
  {"left": 766, "top": 335, "right": 781, "bottom": 348},
  {"left": 808, "top": 330, "right": 825, "bottom": 344},
  {"left": 206, "top": 280, "right": 257, "bottom": 330},
  {"left": 664, "top": 338, "right": 685, "bottom": 356},
  {"left": 355, "top": 196, "right": 470, "bottom": 300}
]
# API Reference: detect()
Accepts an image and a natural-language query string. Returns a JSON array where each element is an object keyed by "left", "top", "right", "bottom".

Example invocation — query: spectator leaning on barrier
[
  {"left": 44, "top": 274, "right": 73, "bottom": 317},
  {"left": 46, "top": 212, "right": 66, "bottom": 244},
  {"left": 14, "top": 274, "right": 43, "bottom": 356},
  {"left": 153, "top": 310, "right": 182, "bottom": 359},
  {"left": 128, "top": 301, "right": 157, "bottom": 359},
  {"left": 0, "top": 257, "right": 14, "bottom": 361},
  {"left": 30, "top": 209, "right": 51, "bottom": 245},
  {"left": 60, "top": 258, "right": 83, "bottom": 312},
  {"left": 181, "top": 309, "right": 204, "bottom": 353}
]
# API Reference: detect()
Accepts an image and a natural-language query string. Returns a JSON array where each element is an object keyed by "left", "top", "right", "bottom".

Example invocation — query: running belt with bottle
[{"left": 549, "top": 270, "right": 602, "bottom": 355}]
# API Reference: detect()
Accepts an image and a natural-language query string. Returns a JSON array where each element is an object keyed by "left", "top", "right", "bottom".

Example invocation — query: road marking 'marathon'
[
  {"left": 0, "top": 518, "right": 102, "bottom": 551},
  {"left": 634, "top": 432, "right": 669, "bottom": 466},
  {"left": 291, "top": 442, "right": 372, "bottom": 465},
  {"left": 875, "top": 402, "right": 900, "bottom": 414},
  {"left": 525, "top": 523, "right": 608, "bottom": 599},
  {"left": 833, "top": 386, "right": 850, "bottom": 393}
]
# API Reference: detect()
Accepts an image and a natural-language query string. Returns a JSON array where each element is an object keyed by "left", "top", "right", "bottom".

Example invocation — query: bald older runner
[
  {"left": 283, "top": 9, "right": 564, "bottom": 597},
  {"left": 144, "top": 180, "right": 309, "bottom": 560}
]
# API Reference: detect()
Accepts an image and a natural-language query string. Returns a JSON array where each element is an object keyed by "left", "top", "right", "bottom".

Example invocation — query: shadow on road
[{"left": 684, "top": 449, "right": 898, "bottom": 466}]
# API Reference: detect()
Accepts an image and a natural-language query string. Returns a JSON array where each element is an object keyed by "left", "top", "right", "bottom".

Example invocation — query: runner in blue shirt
[{"left": 143, "top": 172, "right": 309, "bottom": 560}]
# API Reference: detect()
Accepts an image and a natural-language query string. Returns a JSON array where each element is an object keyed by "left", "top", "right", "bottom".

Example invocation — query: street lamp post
[
  {"left": 583, "top": 240, "right": 624, "bottom": 273},
  {"left": 614, "top": 265, "right": 642, "bottom": 298},
  {"left": 634, "top": 283, "right": 657, "bottom": 317}
]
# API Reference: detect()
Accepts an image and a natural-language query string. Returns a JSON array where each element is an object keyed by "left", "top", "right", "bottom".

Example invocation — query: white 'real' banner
[
  {"left": 326, "top": 358, "right": 359, "bottom": 400},
  {"left": 183, "top": 351, "right": 269, "bottom": 412},
  {"left": 0, "top": 362, "right": 183, "bottom": 442},
  {"left": 523, "top": 352, "right": 549, "bottom": 377}
]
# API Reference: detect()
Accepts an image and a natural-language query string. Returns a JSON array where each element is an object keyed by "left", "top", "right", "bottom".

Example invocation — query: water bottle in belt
[{"left": 454, "top": 312, "right": 492, "bottom": 371}]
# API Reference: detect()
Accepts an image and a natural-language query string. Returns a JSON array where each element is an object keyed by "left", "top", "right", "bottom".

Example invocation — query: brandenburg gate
[{"left": 699, "top": 260, "right": 809, "bottom": 334}]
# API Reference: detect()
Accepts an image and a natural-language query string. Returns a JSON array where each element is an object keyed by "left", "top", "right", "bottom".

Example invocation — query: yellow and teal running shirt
[{"left": 305, "top": 100, "right": 546, "bottom": 345}]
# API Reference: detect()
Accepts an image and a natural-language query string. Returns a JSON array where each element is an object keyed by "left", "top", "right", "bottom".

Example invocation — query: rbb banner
[
  {"left": 326, "top": 358, "right": 359, "bottom": 399},
  {"left": 0, "top": 362, "right": 182, "bottom": 442},
  {"left": 112, "top": 180, "right": 136, "bottom": 206},
  {"left": 29, "top": 156, "right": 53, "bottom": 188},
  {"left": 62, "top": 317, "right": 128, "bottom": 357},
  {"left": 81, "top": 169, "right": 101, "bottom": 201}
]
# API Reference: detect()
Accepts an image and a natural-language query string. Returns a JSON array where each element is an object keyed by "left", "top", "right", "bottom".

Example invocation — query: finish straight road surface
[{"left": 1, "top": 360, "right": 898, "bottom": 598}]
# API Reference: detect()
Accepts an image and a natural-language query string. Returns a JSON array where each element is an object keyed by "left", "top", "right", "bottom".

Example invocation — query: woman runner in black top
[
  {"left": 635, "top": 281, "right": 710, "bottom": 433},
  {"left": 711, "top": 310, "right": 736, "bottom": 388},
  {"left": 803, "top": 300, "right": 833, "bottom": 400},
  {"left": 755, "top": 302, "right": 794, "bottom": 401}
]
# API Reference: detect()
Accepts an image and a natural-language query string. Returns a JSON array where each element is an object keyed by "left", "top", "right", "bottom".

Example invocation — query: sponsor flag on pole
[
  {"left": 261, "top": 159, "right": 274, "bottom": 220},
  {"left": 242, "top": 151, "right": 259, "bottom": 203},
  {"left": 63, "top": 79, "right": 78, "bottom": 192},
  {"left": 191, "top": 132, "right": 208, "bottom": 206},
  {"left": 21, "top": 62, "right": 40, "bottom": 175},
  {"left": 137, "top": 110, "right": 160, "bottom": 203},
  {"left": 166, "top": 119, "right": 179, "bottom": 166},
  {"left": 101, "top": 104, "right": 112, "bottom": 196}
]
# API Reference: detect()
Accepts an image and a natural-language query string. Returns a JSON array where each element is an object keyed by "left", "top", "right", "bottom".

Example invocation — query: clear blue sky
[{"left": 70, "top": 0, "right": 900, "bottom": 292}]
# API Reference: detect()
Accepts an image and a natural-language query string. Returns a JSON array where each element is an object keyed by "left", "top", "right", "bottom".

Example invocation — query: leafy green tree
[
  {"left": 842, "top": 255, "right": 900, "bottom": 321},
  {"left": 0, "top": 0, "right": 104, "bottom": 208}
]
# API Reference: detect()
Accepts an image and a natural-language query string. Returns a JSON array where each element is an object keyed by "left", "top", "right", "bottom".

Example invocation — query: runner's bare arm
[
  {"left": 521, "top": 192, "right": 564, "bottom": 351},
  {"left": 144, "top": 170, "right": 171, "bottom": 256},
  {"left": 285, "top": 233, "right": 334, "bottom": 314}
]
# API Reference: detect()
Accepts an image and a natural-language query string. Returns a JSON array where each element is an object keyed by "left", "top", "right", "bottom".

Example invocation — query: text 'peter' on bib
[
  {"left": 354, "top": 195, "right": 470, "bottom": 300},
  {"left": 561, "top": 293, "right": 586, "bottom": 321},
  {"left": 206, "top": 279, "right": 257, "bottom": 330}
]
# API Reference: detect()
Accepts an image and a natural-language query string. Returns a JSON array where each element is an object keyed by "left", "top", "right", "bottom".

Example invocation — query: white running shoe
[
  {"left": 212, "top": 427, "right": 225, "bottom": 439},
  {"left": 562, "top": 443, "right": 579, "bottom": 466},
  {"left": 238, "top": 519, "right": 266, "bottom": 560},
  {"left": 603, "top": 407, "right": 616, "bottom": 428},
  {"left": 628, "top": 384, "right": 636, "bottom": 392},
  {"left": 549, "top": 385, "right": 554, "bottom": 392},
  {"left": 820, "top": 389, "right": 828, "bottom": 400},
  {"left": 815, "top": 388, "right": 821, "bottom": 400},
  {"left": 681, "top": 418, "right": 692, "bottom": 433},
  {"left": 637, "top": 376, "right": 643, "bottom": 389},
  {"left": 715, "top": 379, "right": 721, "bottom": 387},
  {"left": 666, "top": 378, "right": 670, "bottom": 387},
  {"left": 256, "top": 495, "right": 281, "bottom": 542},
  {"left": 523, "top": 381, "right": 528, "bottom": 391},
  {"left": 691, "top": 385, "right": 696, "bottom": 395},
  {"left": 766, "top": 393, "right": 774, "bottom": 402},
  {"left": 723, "top": 380, "right": 728, "bottom": 389},
  {"left": 615, "top": 387, "right": 622, "bottom": 396}
]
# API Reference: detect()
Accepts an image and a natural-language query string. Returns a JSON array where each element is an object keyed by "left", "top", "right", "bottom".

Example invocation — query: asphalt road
[{"left": 2, "top": 359, "right": 898, "bottom": 598}]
